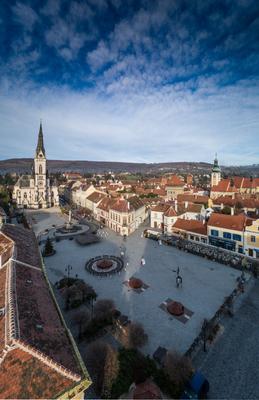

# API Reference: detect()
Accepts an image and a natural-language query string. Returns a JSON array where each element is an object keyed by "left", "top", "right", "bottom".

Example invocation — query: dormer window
[{"left": 36, "top": 324, "right": 43, "bottom": 332}]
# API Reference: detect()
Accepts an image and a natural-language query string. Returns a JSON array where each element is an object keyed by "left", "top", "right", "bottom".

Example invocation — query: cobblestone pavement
[
  {"left": 42, "top": 219, "right": 245, "bottom": 356},
  {"left": 193, "top": 278, "right": 259, "bottom": 399}
]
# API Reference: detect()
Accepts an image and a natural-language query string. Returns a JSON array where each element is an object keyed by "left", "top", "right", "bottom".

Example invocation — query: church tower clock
[
  {"left": 34, "top": 122, "right": 47, "bottom": 207},
  {"left": 211, "top": 154, "right": 221, "bottom": 187}
]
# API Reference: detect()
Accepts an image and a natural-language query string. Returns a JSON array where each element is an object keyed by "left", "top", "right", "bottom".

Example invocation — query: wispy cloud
[
  {"left": 12, "top": 2, "right": 39, "bottom": 31},
  {"left": 1, "top": 0, "right": 259, "bottom": 164}
]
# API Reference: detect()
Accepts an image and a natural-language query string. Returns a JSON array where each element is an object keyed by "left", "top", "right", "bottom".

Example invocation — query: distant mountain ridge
[{"left": 0, "top": 158, "right": 258, "bottom": 176}]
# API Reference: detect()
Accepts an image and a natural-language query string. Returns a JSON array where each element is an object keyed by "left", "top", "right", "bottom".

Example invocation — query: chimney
[
  {"left": 231, "top": 207, "right": 234, "bottom": 216},
  {"left": 175, "top": 199, "right": 178, "bottom": 213},
  {"left": 185, "top": 201, "right": 188, "bottom": 209},
  {"left": 127, "top": 201, "right": 130, "bottom": 210}
]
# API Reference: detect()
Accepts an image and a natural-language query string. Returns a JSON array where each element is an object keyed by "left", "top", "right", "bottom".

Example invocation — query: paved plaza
[
  {"left": 25, "top": 207, "right": 67, "bottom": 236},
  {"left": 34, "top": 208, "right": 246, "bottom": 356},
  {"left": 193, "top": 278, "right": 259, "bottom": 399}
]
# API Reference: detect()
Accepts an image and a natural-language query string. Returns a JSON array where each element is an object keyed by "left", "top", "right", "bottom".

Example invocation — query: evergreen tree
[{"left": 44, "top": 237, "right": 54, "bottom": 255}]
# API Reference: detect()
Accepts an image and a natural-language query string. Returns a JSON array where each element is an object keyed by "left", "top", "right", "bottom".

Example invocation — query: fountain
[
  {"left": 56, "top": 209, "right": 84, "bottom": 236},
  {"left": 85, "top": 255, "right": 124, "bottom": 276}
]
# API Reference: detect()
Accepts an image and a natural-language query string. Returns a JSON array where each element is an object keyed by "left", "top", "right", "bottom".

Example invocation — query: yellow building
[{"left": 244, "top": 219, "right": 259, "bottom": 259}]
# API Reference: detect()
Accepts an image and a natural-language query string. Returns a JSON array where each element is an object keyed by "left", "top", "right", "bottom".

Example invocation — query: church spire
[
  {"left": 36, "top": 121, "right": 46, "bottom": 157},
  {"left": 212, "top": 153, "right": 220, "bottom": 172}
]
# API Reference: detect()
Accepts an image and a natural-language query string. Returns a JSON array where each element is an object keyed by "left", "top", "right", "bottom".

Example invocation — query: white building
[
  {"left": 12, "top": 123, "right": 59, "bottom": 209},
  {"left": 0, "top": 207, "right": 7, "bottom": 228},
  {"left": 96, "top": 196, "right": 147, "bottom": 236}
]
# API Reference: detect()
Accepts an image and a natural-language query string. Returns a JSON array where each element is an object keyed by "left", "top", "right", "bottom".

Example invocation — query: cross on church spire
[{"left": 36, "top": 121, "right": 46, "bottom": 156}]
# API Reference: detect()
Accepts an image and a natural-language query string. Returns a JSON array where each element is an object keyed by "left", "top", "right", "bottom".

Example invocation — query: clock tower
[
  {"left": 34, "top": 122, "right": 47, "bottom": 207},
  {"left": 211, "top": 154, "right": 221, "bottom": 187}
]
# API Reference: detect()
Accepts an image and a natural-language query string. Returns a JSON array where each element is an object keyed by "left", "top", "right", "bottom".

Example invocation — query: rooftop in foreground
[{"left": 0, "top": 224, "right": 91, "bottom": 399}]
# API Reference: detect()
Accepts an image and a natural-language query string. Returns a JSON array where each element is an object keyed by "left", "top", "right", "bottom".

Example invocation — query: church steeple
[
  {"left": 212, "top": 153, "right": 221, "bottom": 172},
  {"left": 211, "top": 153, "right": 221, "bottom": 187},
  {"left": 36, "top": 121, "right": 46, "bottom": 157}
]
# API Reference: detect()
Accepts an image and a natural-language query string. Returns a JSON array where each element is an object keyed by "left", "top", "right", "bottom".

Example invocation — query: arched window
[{"left": 39, "top": 165, "right": 42, "bottom": 174}]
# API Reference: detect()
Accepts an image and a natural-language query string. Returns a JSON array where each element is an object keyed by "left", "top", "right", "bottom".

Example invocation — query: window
[
  {"left": 211, "top": 229, "right": 218, "bottom": 237},
  {"left": 223, "top": 232, "right": 231, "bottom": 239},
  {"left": 39, "top": 165, "right": 42, "bottom": 174},
  {"left": 233, "top": 234, "right": 241, "bottom": 241},
  {"left": 251, "top": 236, "right": 256, "bottom": 242},
  {"left": 238, "top": 246, "right": 243, "bottom": 254}
]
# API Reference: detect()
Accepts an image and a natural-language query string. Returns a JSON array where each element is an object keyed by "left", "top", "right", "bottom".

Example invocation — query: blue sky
[{"left": 1, "top": 0, "right": 259, "bottom": 165}]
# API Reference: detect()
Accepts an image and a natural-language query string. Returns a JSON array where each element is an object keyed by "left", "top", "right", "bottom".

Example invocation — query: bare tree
[
  {"left": 76, "top": 281, "right": 97, "bottom": 302},
  {"left": 94, "top": 299, "right": 115, "bottom": 321},
  {"left": 123, "top": 322, "right": 148, "bottom": 349},
  {"left": 164, "top": 350, "right": 193, "bottom": 389},
  {"left": 72, "top": 308, "right": 90, "bottom": 340},
  {"left": 102, "top": 344, "right": 119, "bottom": 397},
  {"left": 85, "top": 340, "right": 118, "bottom": 397}
]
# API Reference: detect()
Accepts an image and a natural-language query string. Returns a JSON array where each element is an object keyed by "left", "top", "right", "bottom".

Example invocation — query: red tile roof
[
  {"left": 132, "top": 379, "right": 162, "bottom": 399},
  {"left": 164, "top": 206, "right": 177, "bottom": 217},
  {"left": 208, "top": 213, "right": 252, "bottom": 231},
  {"left": 151, "top": 204, "right": 170, "bottom": 213},
  {"left": 177, "top": 194, "right": 208, "bottom": 204},
  {"left": 172, "top": 219, "right": 207, "bottom": 235},
  {"left": 0, "top": 348, "right": 73, "bottom": 399},
  {"left": 97, "top": 197, "right": 115, "bottom": 211},
  {"left": 166, "top": 175, "right": 184, "bottom": 187},
  {"left": 0, "top": 225, "right": 91, "bottom": 398},
  {"left": 0, "top": 266, "right": 6, "bottom": 354},
  {"left": 0, "top": 232, "right": 13, "bottom": 258},
  {"left": 86, "top": 191, "right": 106, "bottom": 203}
]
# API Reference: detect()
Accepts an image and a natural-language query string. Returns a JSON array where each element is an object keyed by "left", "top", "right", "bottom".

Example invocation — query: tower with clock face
[
  {"left": 34, "top": 122, "right": 48, "bottom": 208},
  {"left": 211, "top": 154, "right": 221, "bottom": 187},
  {"left": 12, "top": 121, "right": 59, "bottom": 209}
]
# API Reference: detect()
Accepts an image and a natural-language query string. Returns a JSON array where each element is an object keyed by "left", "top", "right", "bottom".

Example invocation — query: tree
[
  {"left": 164, "top": 351, "right": 193, "bottom": 389},
  {"left": 221, "top": 206, "right": 231, "bottom": 215},
  {"left": 85, "top": 341, "right": 119, "bottom": 397},
  {"left": 43, "top": 237, "right": 54, "bottom": 256},
  {"left": 123, "top": 322, "right": 148, "bottom": 349},
  {"left": 94, "top": 299, "right": 115, "bottom": 322},
  {"left": 64, "top": 285, "right": 78, "bottom": 310},
  {"left": 73, "top": 308, "right": 90, "bottom": 340},
  {"left": 102, "top": 344, "right": 119, "bottom": 397},
  {"left": 76, "top": 280, "right": 97, "bottom": 303}
]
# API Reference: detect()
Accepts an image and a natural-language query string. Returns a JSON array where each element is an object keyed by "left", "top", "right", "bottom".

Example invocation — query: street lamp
[
  {"left": 201, "top": 318, "right": 209, "bottom": 352},
  {"left": 65, "top": 264, "right": 72, "bottom": 282}
]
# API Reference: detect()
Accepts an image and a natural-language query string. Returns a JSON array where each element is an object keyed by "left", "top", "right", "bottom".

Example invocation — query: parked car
[{"left": 181, "top": 371, "right": 209, "bottom": 399}]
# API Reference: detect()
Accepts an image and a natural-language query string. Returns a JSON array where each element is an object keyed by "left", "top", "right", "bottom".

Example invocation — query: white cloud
[
  {"left": 40, "top": 0, "right": 60, "bottom": 17},
  {"left": 1, "top": 77, "right": 259, "bottom": 165},
  {"left": 12, "top": 2, "right": 38, "bottom": 31}
]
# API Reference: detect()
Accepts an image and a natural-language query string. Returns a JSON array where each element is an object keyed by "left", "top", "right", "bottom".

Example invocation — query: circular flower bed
[
  {"left": 96, "top": 259, "right": 113, "bottom": 269},
  {"left": 167, "top": 301, "right": 185, "bottom": 316},
  {"left": 85, "top": 255, "right": 124, "bottom": 276},
  {"left": 129, "top": 278, "right": 143, "bottom": 289}
]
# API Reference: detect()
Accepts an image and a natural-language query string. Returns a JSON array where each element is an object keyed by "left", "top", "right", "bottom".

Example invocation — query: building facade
[
  {"left": 12, "top": 123, "right": 59, "bottom": 209},
  {"left": 210, "top": 154, "right": 221, "bottom": 188},
  {"left": 244, "top": 219, "right": 259, "bottom": 259}
]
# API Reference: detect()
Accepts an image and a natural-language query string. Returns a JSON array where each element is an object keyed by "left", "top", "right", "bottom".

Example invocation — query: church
[{"left": 12, "top": 123, "right": 59, "bottom": 209}]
